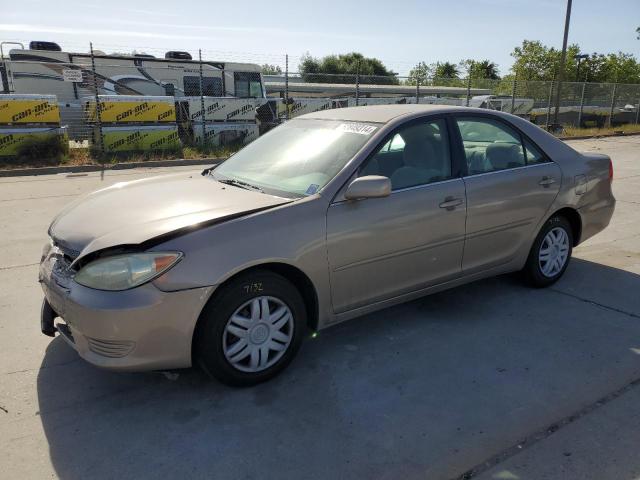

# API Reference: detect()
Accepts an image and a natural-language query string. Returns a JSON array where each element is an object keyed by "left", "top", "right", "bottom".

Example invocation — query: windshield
[{"left": 212, "top": 119, "right": 378, "bottom": 197}]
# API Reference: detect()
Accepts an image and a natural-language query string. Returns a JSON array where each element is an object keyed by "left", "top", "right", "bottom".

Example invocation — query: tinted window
[
  {"left": 456, "top": 117, "right": 525, "bottom": 175},
  {"left": 524, "top": 139, "right": 547, "bottom": 165},
  {"left": 234, "top": 72, "right": 263, "bottom": 98},
  {"left": 183, "top": 76, "right": 223, "bottom": 96},
  {"left": 361, "top": 119, "right": 452, "bottom": 190}
]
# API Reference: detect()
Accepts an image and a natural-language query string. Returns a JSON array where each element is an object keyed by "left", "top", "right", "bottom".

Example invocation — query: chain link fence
[{"left": 1, "top": 43, "right": 639, "bottom": 162}]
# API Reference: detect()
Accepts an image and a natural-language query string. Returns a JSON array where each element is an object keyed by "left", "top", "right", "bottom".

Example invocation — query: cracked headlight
[{"left": 74, "top": 252, "right": 183, "bottom": 291}]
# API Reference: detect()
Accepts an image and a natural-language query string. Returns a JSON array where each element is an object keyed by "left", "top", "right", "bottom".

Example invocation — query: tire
[
  {"left": 194, "top": 270, "right": 306, "bottom": 386},
  {"left": 522, "top": 215, "right": 573, "bottom": 288}
]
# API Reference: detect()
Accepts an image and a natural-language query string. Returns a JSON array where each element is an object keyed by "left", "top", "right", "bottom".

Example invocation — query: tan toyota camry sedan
[{"left": 39, "top": 105, "right": 615, "bottom": 385}]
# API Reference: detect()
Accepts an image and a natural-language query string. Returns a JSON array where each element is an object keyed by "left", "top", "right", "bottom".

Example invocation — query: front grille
[{"left": 87, "top": 338, "right": 135, "bottom": 358}]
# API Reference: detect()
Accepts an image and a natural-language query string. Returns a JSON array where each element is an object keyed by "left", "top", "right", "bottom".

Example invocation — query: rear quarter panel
[{"left": 510, "top": 115, "right": 615, "bottom": 244}]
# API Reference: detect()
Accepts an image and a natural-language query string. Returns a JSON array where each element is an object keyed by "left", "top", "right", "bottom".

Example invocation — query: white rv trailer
[
  {"left": 0, "top": 41, "right": 271, "bottom": 139},
  {"left": 0, "top": 43, "right": 266, "bottom": 102}
]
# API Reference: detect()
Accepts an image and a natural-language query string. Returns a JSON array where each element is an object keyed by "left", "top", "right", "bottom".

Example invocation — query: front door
[{"left": 326, "top": 117, "right": 467, "bottom": 313}]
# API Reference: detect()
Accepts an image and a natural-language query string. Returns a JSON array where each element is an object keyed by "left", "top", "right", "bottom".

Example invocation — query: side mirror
[{"left": 344, "top": 175, "right": 391, "bottom": 200}]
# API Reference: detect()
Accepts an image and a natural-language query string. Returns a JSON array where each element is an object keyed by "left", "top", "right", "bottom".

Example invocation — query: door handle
[
  {"left": 538, "top": 176, "right": 556, "bottom": 187},
  {"left": 439, "top": 197, "right": 463, "bottom": 210}
]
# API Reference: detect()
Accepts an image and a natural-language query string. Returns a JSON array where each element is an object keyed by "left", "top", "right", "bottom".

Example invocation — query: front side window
[
  {"left": 360, "top": 118, "right": 452, "bottom": 190},
  {"left": 213, "top": 119, "right": 378, "bottom": 197},
  {"left": 456, "top": 117, "right": 525, "bottom": 175},
  {"left": 234, "top": 72, "right": 263, "bottom": 98}
]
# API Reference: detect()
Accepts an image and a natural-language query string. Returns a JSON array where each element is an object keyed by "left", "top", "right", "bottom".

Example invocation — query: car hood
[{"left": 49, "top": 170, "right": 291, "bottom": 260}]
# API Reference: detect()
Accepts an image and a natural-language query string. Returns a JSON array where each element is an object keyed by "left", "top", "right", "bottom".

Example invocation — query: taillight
[{"left": 609, "top": 159, "right": 614, "bottom": 183}]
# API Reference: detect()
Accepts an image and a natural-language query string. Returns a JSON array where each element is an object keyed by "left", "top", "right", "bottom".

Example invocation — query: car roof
[{"left": 298, "top": 104, "right": 479, "bottom": 123}]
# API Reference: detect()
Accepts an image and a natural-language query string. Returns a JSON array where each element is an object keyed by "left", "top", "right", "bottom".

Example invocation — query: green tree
[
  {"left": 599, "top": 52, "right": 640, "bottom": 83},
  {"left": 510, "top": 40, "right": 580, "bottom": 81},
  {"left": 510, "top": 40, "right": 640, "bottom": 84},
  {"left": 261, "top": 64, "right": 282, "bottom": 75},
  {"left": 460, "top": 59, "right": 500, "bottom": 80},
  {"left": 433, "top": 61, "right": 460, "bottom": 79},
  {"left": 572, "top": 52, "right": 640, "bottom": 84},
  {"left": 299, "top": 52, "right": 398, "bottom": 84},
  {"left": 407, "top": 61, "right": 431, "bottom": 85}
]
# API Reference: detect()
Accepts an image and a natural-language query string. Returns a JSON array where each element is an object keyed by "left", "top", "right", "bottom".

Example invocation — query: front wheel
[
  {"left": 522, "top": 215, "right": 573, "bottom": 288},
  {"left": 195, "top": 270, "right": 306, "bottom": 386}
]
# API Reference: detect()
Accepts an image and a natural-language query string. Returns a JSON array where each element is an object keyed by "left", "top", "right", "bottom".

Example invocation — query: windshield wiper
[{"left": 217, "top": 178, "right": 264, "bottom": 193}]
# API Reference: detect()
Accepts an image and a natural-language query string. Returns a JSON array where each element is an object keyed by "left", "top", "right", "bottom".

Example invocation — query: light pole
[{"left": 553, "top": 0, "right": 573, "bottom": 128}]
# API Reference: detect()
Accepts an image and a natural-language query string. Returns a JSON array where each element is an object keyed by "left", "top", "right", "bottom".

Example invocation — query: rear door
[{"left": 453, "top": 115, "right": 561, "bottom": 273}]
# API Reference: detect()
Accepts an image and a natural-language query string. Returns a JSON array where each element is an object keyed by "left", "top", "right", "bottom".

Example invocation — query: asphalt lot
[{"left": 1, "top": 136, "right": 639, "bottom": 479}]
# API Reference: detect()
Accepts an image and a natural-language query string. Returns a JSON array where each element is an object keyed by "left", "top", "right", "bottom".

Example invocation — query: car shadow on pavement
[{"left": 36, "top": 258, "right": 640, "bottom": 480}]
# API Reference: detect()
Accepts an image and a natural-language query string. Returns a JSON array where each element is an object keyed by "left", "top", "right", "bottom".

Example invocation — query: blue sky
[{"left": 1, "top": 0, "right": 638, "bottom": 76}]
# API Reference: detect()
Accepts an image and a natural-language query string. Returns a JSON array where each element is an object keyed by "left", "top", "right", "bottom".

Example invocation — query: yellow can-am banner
[
  {"left": 99, "top": 126, "right": 181, "bottom": 152},
  {"left": 0, "top": 95, "right": 60, "bottom": 125},
  {"left": 0, "top": 127, "right": 64, "bottom": 156},
  {"left": 85, "top": 96, "right": 176, "bottom": 123}
]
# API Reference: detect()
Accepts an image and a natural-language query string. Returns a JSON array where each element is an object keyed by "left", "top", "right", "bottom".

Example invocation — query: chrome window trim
[
  {"left": 390, "top": 176, "right": 461, "bottom": 194},
  {"left": 462, "top": 161, "right": 553, "bottom": 179}
]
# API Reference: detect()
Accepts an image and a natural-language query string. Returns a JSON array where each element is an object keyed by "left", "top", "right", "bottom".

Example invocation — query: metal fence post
[
  {"left": 415, "top": 78, "right": 420, "bottom": 104},
  {"left": 545, "top": 80, "right": 554, "bottom": 130},
  {"left": 465, "top": 76, "right": 471, "bottom": 107},
  {"left": 577, "top": 81, "right": 586, "bottom": 128},
  {"left": 608, "top": 83, "right": 617, "bottom": 128},
  {"left": 89, "top": 42, "right": 103, "bottom": 156},
  {"left": 355, "top": 63, "right": 360, "bottom": 107},
  {"left": 510, "top": 76, "right": 517, "bottom": 113},
  {"left": 284, "top": 54, "right": 289, "bottom": 121},
  {"left": 635, "top": 98, "right": 640, "bottom": 125},
  {"left": 198, "top": 49, "right": 206, "bottom": 147}
]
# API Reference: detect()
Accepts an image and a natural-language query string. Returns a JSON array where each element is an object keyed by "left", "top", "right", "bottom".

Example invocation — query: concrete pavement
[{"left": 0, "top": 137, "right": 639, "bottom": 479}]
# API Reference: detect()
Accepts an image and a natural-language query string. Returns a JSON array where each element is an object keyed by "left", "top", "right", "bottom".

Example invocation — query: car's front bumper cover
[{"left": 39, "top": 247, "right": 213, "bottom": 371}]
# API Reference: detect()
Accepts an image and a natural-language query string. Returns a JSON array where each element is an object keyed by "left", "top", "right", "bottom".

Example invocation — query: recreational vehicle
[
  {"left": 1, "top": 41, "right": 266, "bottom": 101},
  {"left": 0, "top": 41, "right": 271, "bottom": 139}
]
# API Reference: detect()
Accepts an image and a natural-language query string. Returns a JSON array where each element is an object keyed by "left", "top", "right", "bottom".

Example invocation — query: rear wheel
[
  {"left": 195, "top": 270, "right": 306, "bottom": 386},
  {"left": 522, "top": 215, "right": 573, "bottom": 287}
]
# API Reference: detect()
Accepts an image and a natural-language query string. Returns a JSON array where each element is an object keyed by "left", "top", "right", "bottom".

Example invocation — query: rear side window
[
  {"left": 456, "top": 117, "right": 525, "bottom": 175},
  {"left": 523, "top": 139, "right": 548, "bottom": 165}
]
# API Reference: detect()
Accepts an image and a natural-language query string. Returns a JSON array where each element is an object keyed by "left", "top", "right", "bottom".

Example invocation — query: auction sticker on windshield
[{"left": 336, "top": 123, "right": 377, "bottom": 135}]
